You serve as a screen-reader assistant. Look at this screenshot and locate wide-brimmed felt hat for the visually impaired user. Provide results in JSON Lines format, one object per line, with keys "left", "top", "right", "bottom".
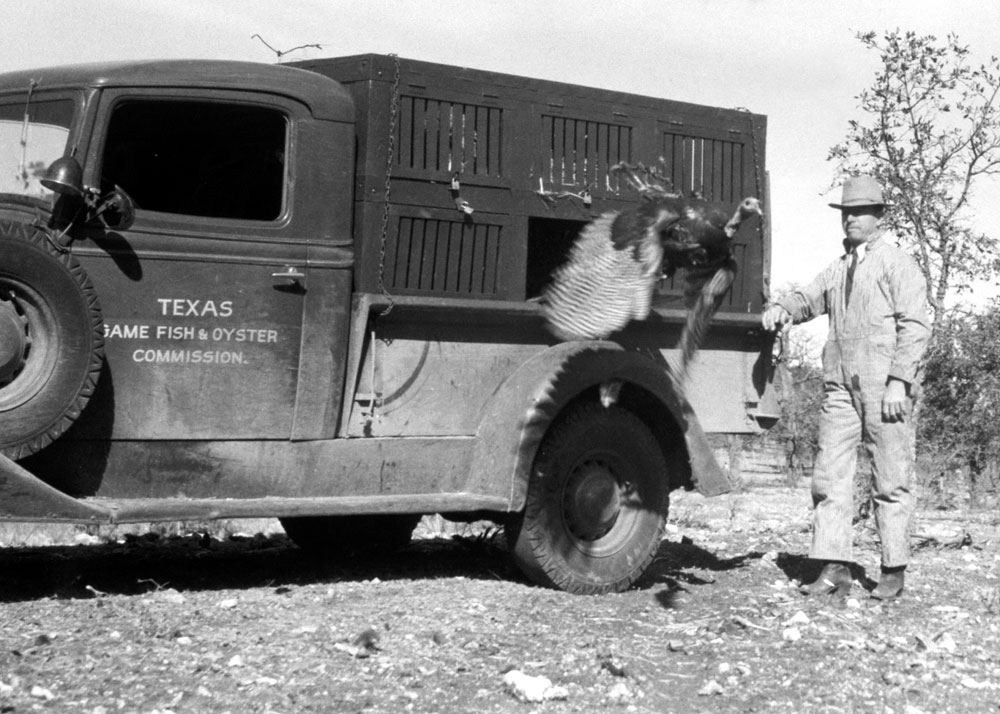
{"left": 828, "top": 174, "right": 889, "bottom": 209}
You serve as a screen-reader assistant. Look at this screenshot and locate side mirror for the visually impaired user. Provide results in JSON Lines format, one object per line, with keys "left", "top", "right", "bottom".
{"left": 97, "top": 186, "right": 136, "bottom": 231}
{"left": 40, "top": 156, "right": 85, "bottom": 198}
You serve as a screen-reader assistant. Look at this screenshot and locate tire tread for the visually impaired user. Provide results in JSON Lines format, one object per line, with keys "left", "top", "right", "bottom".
{"left": 0, "top": 220, "right": 105, "bottom": 459}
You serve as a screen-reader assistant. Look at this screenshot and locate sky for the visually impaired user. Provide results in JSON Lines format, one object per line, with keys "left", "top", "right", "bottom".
{"left": 5, "top": 0, "right": 1000, "bottom": 311}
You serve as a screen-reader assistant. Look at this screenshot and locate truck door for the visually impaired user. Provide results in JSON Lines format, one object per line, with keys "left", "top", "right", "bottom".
{"left": 78, "top": 90, "right": 310, "bottom": 440}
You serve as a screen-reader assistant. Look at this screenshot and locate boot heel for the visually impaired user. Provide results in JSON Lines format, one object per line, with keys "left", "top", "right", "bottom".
{"left": 800, "top": 562, "right": 853, "bottom": 596}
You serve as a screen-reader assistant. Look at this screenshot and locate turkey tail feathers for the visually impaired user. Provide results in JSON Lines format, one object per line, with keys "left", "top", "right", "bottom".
{"left": 673, "top": 261, "right": 737, "bottom": 380}
{"left": 541, "top": 212, "right": 661, "bottom": 341}
{"left": 542, "top": 196, "right": 758, "bottom": 363}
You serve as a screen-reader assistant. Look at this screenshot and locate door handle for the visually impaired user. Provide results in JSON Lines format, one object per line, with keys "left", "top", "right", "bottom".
{"left": 272, "top": 265, "right": 305, "bottom": 287}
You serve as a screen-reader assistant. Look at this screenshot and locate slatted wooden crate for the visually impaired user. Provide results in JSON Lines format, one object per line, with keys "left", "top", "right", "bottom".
{"left": 291, "top": 54, "right": 768, "bottom": 310}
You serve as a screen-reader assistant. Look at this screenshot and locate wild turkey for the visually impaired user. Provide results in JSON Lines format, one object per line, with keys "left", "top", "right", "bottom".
{"left": 541, "top": 162, "right": 762, "bottom": 380}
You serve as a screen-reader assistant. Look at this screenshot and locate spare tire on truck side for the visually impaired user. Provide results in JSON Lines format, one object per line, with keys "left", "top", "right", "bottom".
{"left": 0, "top": 220, "right": 105, "bottom": 460}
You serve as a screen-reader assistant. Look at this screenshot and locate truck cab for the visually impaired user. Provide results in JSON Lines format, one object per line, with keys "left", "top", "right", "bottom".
{"left": 0, "top": 55, "right": 778, "bottom": 594}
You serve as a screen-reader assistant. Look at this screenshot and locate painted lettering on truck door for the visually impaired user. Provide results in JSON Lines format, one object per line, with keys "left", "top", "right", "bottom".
{"left": 81, "top": 91, "right": 306, "bottom": 439}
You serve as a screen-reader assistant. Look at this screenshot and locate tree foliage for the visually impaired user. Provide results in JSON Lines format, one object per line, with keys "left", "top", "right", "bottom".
{"left": 918, "top": 301, "right": 1000, "bottom": 505}
{"left": 829, "top": 30, "right": 1000, "bottom": 319}
{"left": 765, "top": 304, "right": 824, "bottom": 481}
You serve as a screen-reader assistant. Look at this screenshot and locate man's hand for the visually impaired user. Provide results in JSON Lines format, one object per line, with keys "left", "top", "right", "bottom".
{"left": 761, "top": 304, "right": 791, "bottom": 332}
{"left": 882, "top": 378, "right": 909, "bottom": 422}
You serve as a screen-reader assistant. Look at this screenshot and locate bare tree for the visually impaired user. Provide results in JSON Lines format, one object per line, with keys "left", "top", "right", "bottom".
{"left": 829, "top": 30, "right": 1000, "bottom": 321}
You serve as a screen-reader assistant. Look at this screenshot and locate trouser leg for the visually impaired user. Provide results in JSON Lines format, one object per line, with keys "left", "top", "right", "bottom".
{"left": 863, "top": 403, "right": 914, "bottom": 568}
{"left": 809, "top": 382, "right": 861, "bottom": 562}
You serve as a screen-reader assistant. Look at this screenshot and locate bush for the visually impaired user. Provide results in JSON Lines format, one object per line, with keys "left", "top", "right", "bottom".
{"left": 917, "top": 303, "right": 1000, "bottom": 509}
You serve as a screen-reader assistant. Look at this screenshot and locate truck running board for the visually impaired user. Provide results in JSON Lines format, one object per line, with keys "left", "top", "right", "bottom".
{"left": 0, "top": 453, "right": 509, "bottom": 524}
{"left": 79, "top": 493, "right": 511, "bottom": 524}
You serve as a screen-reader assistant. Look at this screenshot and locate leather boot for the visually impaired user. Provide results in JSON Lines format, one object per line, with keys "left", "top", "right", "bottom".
{"left": 799, "top": 561, "right": 853, "bottom": 596}
{"left": 871, "top": 566, "right": 905, "bottom": 600}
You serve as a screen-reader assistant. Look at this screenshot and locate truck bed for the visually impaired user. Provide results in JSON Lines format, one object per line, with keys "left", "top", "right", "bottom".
{"left": 290, "top": 54, "right": 769, "bottom": 314}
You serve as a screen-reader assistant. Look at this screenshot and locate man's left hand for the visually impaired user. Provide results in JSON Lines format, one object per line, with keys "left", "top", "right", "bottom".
{"left": 882, "top": 378, "right": 909, "bottom": 422}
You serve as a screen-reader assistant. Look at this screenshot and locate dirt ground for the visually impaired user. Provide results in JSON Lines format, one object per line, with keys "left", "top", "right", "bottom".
{"left": 1, "top": 483, "right": 998, "bottom": 714}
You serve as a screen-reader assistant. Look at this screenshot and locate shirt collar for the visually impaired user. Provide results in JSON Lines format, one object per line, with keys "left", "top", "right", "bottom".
{"left": 843, "top": 230, "right": 885, "bottom": 261}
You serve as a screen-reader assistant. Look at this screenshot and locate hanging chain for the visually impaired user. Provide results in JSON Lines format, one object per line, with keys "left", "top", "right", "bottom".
{"left": 375, "top": 54, "right": 401, "bottom": 316}
{"left": 363, "top": 55, "right": 401, "bottom": 426}
{"left": 747, "top": 116, "right": 762, "bottom": 203}
{"left": 738, "top": 108, "right": 768, "bottom": 307}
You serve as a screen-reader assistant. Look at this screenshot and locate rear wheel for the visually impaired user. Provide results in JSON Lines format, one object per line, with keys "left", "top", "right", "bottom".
{"left": 507, "top": 403, "right": 670, "bottom": 594}
{"left": 280, "top": 514, "right": 422, "bottom": 556}
{"left": 0, "top": 222, "right": 104, "bottom": 460}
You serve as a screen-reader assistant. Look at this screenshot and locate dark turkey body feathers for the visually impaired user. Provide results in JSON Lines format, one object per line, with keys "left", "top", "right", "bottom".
{"left": 542, "top": 195, "right": 761, "bottom": 379}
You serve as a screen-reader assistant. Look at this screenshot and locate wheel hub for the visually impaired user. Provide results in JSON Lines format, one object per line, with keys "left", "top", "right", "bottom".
{"left": 0, "top": 294, "right": 29, "bottom": 387}
{"left": 563, "top": 459, "right": 622, "bottom": 541}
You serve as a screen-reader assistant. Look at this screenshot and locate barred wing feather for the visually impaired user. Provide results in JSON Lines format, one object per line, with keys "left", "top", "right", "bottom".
{"left": 541, "top": 213, "right": 662, "bottom": 341}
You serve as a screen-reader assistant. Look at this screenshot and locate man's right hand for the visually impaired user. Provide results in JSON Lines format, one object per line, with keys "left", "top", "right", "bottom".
{"left": 761, "top": 304, "right": 791, "bottom": 332}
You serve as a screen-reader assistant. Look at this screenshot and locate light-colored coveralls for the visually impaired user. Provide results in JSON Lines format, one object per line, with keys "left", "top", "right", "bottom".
{"left": 777, "top": 234, "right": 931, "bottom": 567}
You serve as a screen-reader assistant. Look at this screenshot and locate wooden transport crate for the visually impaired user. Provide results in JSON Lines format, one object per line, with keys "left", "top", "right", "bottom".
{"left": 291, "top": 54, "right": 769, "bottom": 312}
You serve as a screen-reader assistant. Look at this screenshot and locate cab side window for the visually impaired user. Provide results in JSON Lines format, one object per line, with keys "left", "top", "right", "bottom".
{"left": 101, "top": 101, "right": 287, "bottom": 221}
{"left": 0, "top": 98, "right": 74, "bottom": 197}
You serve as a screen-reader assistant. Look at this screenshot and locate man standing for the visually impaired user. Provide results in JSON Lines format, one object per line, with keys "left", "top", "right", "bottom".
{"left": 762, "top": 175, "right": 931, "bottom": 599}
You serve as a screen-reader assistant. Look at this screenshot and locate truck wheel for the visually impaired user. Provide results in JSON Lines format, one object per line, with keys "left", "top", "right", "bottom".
{"left": 0, "top": 222, "right": 104, "bottom": 460}
{"left": 507, "top": 403, "right": 669, "bottom": 594}
{"left": 280, "top": 514, "right": 422, "bottom": 555}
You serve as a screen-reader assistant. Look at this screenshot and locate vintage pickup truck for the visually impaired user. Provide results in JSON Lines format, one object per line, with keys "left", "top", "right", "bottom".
{"left": 0, "top": 54, "right": 777, "bottom": 593}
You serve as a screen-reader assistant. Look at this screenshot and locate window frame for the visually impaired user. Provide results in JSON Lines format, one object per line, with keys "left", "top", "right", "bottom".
{"left": 0, "top": 89, "right": 85, "bottom": 199}
{"left": 85, "top": 88, "right": 301, "bottom": 236}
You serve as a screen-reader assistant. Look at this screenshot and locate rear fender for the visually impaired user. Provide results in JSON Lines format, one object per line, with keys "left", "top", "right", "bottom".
{"left": 469, "top": 342, "right": 732, "bottom": 513}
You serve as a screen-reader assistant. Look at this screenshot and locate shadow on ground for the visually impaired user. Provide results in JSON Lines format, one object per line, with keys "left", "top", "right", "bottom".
{"left": 774, "top": 552, "right": 876, "bottom": 592}
{"left": 0, "top": 532, "right": 517, "bottom": 602}
{"left": 0, "top": 532, "right": 834, "bottom": 605}
{"left": 643, "top": 537, "right": 765, "bottom": 608}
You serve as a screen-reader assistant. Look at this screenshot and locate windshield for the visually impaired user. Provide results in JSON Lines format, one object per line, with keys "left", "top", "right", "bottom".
{"left": 0, "top": 95, "right": 74, "bottom": 197}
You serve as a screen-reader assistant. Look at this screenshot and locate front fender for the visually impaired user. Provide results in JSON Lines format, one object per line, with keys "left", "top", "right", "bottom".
{"left": 468, "top": 342, "right": 732, "bottom": 512}
{"left": 0, "top": 453, "right": 110, "bottom": 522}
